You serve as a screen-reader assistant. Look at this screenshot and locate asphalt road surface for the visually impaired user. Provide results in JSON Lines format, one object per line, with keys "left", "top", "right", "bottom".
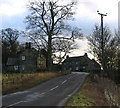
{"left": 2, "top": 72, "right": 89, "bottom": 107}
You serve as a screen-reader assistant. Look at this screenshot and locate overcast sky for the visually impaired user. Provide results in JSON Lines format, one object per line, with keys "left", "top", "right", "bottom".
{"left": 0, "top": 0, "right": 119, "bottom": 58}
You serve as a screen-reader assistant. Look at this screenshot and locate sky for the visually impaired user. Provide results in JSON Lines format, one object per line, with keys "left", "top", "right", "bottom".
{"left": 0, "top": 0, "right": 119, "bottom": 59}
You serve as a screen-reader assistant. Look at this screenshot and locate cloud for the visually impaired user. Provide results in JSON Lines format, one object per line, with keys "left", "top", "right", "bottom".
{"left": 70, "top": 37, "right": 94, "bottom": 59}
{"left": 0, "top": 0, "right": 28, "bottom": 16}
{"left": 75, "top": 0, "right": 119, "bottom": 22}
{"left": 1, "top": 0, "right": 118, "bottom": 32}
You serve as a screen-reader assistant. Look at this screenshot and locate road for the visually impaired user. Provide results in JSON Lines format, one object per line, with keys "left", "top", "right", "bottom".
{"left": 2, "top": 72, "right": 89, "bottom": 107}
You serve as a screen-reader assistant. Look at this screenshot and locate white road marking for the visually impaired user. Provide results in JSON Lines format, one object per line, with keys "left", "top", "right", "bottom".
{"left": 50, "top": 86, "right": 59, "bottom": 91}
{"left": 62, "top": 80, "right": 67, "bottom": 84}
{"left": 7, "top": 101, "right": 25, "bottom": 107}
{"left": 3, "top": 91, "right": 30, "bottom": 98}
{"left": 6, "top": 92, "right": 46, "bottom": 107}
{"left": 40, "top": 92, "right": 45, "bottom": 95}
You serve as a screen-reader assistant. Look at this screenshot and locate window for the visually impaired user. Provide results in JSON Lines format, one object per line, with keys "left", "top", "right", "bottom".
{"left": 21, "top": 56, "right": 25, "bottom": 60}
{"left": 14, "top": 66, "right": 18, "bottom": 70}
{"left": 76, "top": 62, "right": 78, "bottom": 64}
{"left": 83, "top": 66, "right": 86, "bottom": 69}
{"left": 76, "top": 67, "right": 79, "bottom": 70}
{"left": 22, "top": 65, "right": 25, "bottom": 70}
{"left": 69, "top": 68, "right": 72, "bottom": 71}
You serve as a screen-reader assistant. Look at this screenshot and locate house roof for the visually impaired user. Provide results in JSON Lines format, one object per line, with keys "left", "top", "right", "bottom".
{"left": 63, "top": 54, "right": 91, "bottom": 65}
{"left": 7, "top": 58, "right": 19, "bottom": 66}
{"left": 64, "top": 56, "right": 85, "bottom": 61}
{"left": 91, "top": 59, "right": 101, "bottom": 68}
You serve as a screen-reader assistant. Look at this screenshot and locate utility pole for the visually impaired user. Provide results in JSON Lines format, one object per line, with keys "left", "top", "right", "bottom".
{"left": 97, "top": 10, "right": 107, "bottom": 76}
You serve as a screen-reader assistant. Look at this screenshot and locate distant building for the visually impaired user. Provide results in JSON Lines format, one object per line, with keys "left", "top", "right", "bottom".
{"left": 63, "top": 53, "right": 101, "bottom": 72}
{"left": 7, "top": 58, "right": 19, "bottom": 72}
{"left": 6, "top": 42, "right": 47, "bottom": 72}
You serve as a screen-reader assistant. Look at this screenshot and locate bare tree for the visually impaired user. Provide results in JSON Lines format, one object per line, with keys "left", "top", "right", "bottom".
{"left": 115, "top": 29, "right": 120, "bottom": 45}
{"left": 52, "top": 38, "right": 77, "bottom": 64}
{"left": 2, "top": 28, "right": 19, "bottom": 50}
{"left": 88, "top": 25, "right": 116, "bottom": 77}
{"left": 1, "top": 28, "right": 20, "bottom": 65}
{"left": 25, "top": 0, "right": 79, "bottom": 70}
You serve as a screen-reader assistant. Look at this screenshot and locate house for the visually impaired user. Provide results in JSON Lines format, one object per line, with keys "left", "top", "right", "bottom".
{"left": 7, "top": 58, "right": 19, "bottom": 72}
{"left": 63, "top": 53, "right": 101, "bottom": 72}
{"left": 6, "top": 42, "right": 47, "bottom": 72}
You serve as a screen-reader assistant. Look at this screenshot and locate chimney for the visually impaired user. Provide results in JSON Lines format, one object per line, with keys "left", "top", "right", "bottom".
{"left": 66, "top": 55, "right": 69, "bottom": 59}
{"left": 25, "top": 42, "right": 31, "bottom": 49}
{"left": 28, "top": 42, "right": 31, "bottom": 49}
{"left": 84, "top": 53, "right": 88, "bottom": 57}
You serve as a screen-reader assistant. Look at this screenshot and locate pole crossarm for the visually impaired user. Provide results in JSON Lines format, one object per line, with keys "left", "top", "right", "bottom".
{"left": 97, "top": 10, "right": 107, "bottom": 16}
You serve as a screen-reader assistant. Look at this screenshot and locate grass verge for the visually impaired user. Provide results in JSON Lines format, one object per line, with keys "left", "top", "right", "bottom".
{"left": 65, "top": 76, "right": 108, "bottom": 107}
{"left": 2, "top": 71, "right": 71, "bottom": 95}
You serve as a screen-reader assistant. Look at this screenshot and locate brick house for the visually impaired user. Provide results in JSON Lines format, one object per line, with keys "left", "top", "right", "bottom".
{"left": 7, "top": 42, "right": 47, "bottom": 72}
{"left": 63, "top": 53, "right": 101, "bottom": 72}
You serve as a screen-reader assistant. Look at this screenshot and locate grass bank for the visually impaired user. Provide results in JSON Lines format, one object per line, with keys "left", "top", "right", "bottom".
{"left": 2, "top": 71, "right": 71, "bottom": 95}
{"left": 65, "top": 75, "right": 120, "bottom": 107}
{"left": 65, "top": 76, "right": 108, "bottom": 107}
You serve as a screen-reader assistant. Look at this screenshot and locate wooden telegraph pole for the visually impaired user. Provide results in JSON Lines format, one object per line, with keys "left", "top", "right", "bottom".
{"left": 97, "top": 10, "right": 107, "bottom": 76}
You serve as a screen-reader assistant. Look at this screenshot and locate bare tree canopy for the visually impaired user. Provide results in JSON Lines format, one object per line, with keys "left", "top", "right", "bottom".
{"left": 1, "top": 28, "right": 20, "bottom": 65}
{"left": 88, "top": 25, "right": 120, "bottom": 80}
{"left": 52, "top": 38, "right": 77, "bottom": 64}
{"left": 2, "top": 28, "right": 19, "bottom": 45}
{"left": 115, "top": 29, "right": 120, "bottom": 45}
{"left": 25, "top": 0, "right": 81, "bottom": 70}
{"left": 26, "top": 0, "right": 76, "bottom": 36}
{"left": 1, "top": 28, "right": 20, "bottom": 54}
{"left": 88, "top": 25, "right": 113, "bottom": 63}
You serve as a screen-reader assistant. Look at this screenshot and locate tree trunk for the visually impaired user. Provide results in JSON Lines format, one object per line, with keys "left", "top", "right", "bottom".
{"left": 47, "top": 33, "right": 52, "bottom": 71}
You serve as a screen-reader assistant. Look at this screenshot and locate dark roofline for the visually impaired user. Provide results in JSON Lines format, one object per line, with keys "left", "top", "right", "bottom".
{"left": 65, "top": 53, "right": 88, "bottom": 59}
{"left": 67, "top": 56, "right": 85, "bottom": 59}
{"left": 63, "top": 54, "right": 90, "bottom": 63}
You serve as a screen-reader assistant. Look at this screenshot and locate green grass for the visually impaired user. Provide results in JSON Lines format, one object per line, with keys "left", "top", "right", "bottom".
{"left": 65, "top": 93, "right": 92, "bottom": 106}
{"left": 2, "top": 71, "right": 71, "bottom": 95}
